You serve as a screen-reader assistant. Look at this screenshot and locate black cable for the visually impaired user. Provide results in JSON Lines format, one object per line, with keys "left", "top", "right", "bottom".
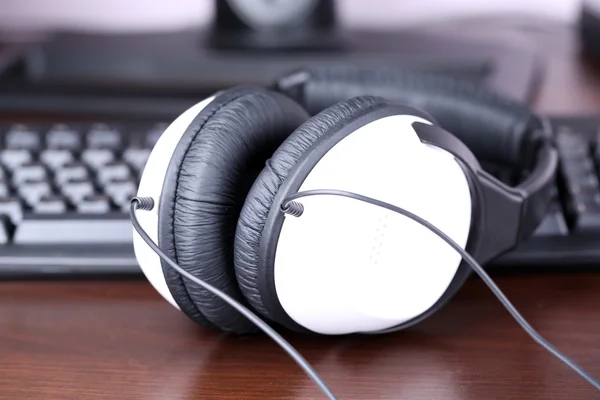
{"left": 281, "top": 189, "right": 600, "bottom": 392}
{"left": 129, "top": 198, "right": 337, "bottom": 400}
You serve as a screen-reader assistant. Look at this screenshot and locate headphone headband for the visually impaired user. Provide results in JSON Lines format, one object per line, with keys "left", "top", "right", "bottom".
{"left": 273, "top": 66, "right": 542, "bottom": 168}
{"left": 273, "top": 66, "right": 557, "bottom": 249}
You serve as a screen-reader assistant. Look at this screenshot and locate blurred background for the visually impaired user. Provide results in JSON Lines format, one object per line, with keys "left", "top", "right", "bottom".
{"left": 0, "top": 0, "right": 592, "bottom": 119}
{"left": 0, "top": 0, "right": 595, "bottom": 114}
{"left": 0, "top": 0, "right": 581, "bottom": 32}
{"left": 1, "top": 0, "right": 600, "bottom": 276}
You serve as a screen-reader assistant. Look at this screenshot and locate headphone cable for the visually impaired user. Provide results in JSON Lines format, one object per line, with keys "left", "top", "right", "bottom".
{"left": 130, "top": 198, "right": 338, "bottom": 400}
{"left": 131, "top": 190, "right": 600, "bottom": 397}
{"left": 281, "top": 189, "right": 600, "bottom": 393}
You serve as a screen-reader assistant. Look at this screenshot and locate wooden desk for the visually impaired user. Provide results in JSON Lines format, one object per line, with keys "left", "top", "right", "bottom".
{"left": 2, "top": 27, "right": 600, "bottom": 400}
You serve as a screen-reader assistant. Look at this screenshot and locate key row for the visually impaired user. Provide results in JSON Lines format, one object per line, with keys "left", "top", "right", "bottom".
{"left": 1, "top": 161, "right": 137, "bottom": 187}
{"left": 0, "top": 148, "right": 150, "bottom": 176}
{"left": 558, "top": 126, "right": 600, "bottom": 166}
{"left": 0, "top": 213, "right": 132, "bottom": 245}
{"left": 0, "top": 178, "right": 136, "bottom": 218}
{"left": 557, "top": 132, "right": 600, "bottom": 233}
{"left": 0, "top": 122, "right": 167, "bottom": 151}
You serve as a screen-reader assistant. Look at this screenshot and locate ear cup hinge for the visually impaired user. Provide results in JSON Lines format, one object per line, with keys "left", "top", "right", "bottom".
{"left": 476, "top": 170, "right": 525, "bottom": 263}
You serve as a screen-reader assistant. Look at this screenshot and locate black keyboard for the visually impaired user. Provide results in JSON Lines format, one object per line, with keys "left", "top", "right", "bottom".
{"left": 494, "top": 115, "right": 600, "bottom": 271}
{"left": 0, "top": 115, "right": 600, "bottom": 276}
{"left": 0, "top": 121, "right": 165, "bottom": 275}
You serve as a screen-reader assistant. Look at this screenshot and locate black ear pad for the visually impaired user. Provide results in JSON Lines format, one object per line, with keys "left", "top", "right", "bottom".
{"left": 158, "top": 86, "right": 310, "bottom": 334}
{"left": 234, "top": 95, "right": 390, "bottom": 330}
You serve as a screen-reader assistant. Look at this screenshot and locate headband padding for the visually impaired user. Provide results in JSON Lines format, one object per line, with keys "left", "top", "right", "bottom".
{"left": 274, "top": 67, "right": 542, "bottom": 168}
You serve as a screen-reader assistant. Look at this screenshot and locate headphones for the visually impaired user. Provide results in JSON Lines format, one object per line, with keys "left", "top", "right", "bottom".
{"left": 132, "top": 67, "right": 557, "bottom": 336}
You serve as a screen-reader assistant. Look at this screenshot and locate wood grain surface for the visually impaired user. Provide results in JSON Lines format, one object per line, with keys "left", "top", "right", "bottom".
{"left": 2, "top": 24, "right": 600, "bottom": 400}
{"left": 1, "top": 274, "right": 600, "bottom": 400}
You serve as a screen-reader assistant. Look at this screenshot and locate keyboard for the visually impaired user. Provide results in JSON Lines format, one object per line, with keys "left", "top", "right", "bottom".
{"left": 0, "top": 115, "right": 599, "bottom": 276}
{"left": 494, "top": 115, "right": 600, "bottom": 271}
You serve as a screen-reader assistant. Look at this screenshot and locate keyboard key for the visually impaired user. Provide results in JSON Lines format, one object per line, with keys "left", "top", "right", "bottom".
{"left": 533, "top": 204, "right": 569, "bottom": 236}
{"left": 566, "top": 178, "right": 600, "bottom": 200}
{"left": 0, "top": 215, "right": 9, "bottom": 244}
{"left": 5, "top": 124, "right": 41, "bottom": 150}
{"left": 40, "top": 149, "right": 75, "bottom": 170}
{"left": 559, "top": 147, "right": 600, "bottom": 217}
{"left": 96, "top": 162, "right": 131, "bottom": 185}
{"left": 46, "top": 124, "right": 81, "bottom": 149}
{"left": 557, "top": 132, "right": 589, "bottom": 158}
{"left": 17, "top": 180, "right": 52, "bottom": 206}
{"left": 87, "top": 124, "right": 122, "bottom": 149}
{"left": 0, "top": 196, "right": 23, "bottom": 223}
{"left": 13, "top": 214, "right": 133, "bottom": 244}
{"left": 105, "top": 179, "right": 136, "bottom": 208}
{"left": 569, "top": 198, "right": 600, "bottom": 234}
{"left": 0, "top": 182, "right": 9, "bottom": 198}
{"left": 33, "top": 195, "right": 67, "bottom": 214}
{"left": 81, "top": 149, "right": 115, "bottom": 170}
{"left": 76, "top": 195, "right": 111, "bottom": 214}
{"left": 11, "top": 162, "right": 47, "bottom": 186}
{"left": 55, "top": 162, "right": 89, "bottom": 186}
{"left": 562, "top": 157, "right": 596, "bottom": 177}
{"left": 123, "top": 148, "right": 150, "bottom": 172}
{"left": 0, "top": 149, "right": 33, "bottom": 171}
{"left": 61, "top": 178, "right": 95, "bottom": 204}
{"left": 594, "top": 130, "right": 600, "bottom": 165}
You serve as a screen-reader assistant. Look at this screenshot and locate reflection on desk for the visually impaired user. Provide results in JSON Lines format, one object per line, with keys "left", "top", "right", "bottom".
{"left": 1, "top": 273, "right": 600, "bottom": 399}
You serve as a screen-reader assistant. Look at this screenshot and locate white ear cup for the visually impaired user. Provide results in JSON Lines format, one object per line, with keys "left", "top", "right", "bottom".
{"left": 273, "top": 115, "right": 473, "bottom": 335}
{"left": 133, "top": 96, "right": 215, "bottom": 309}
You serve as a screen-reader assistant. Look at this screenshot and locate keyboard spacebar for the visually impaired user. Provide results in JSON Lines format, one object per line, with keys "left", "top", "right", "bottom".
{"left": 13, "top": 214, "right": 133, "bottom": 244}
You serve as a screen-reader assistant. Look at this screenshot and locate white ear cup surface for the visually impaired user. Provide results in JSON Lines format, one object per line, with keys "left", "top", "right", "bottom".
{"left": 273, "top": 115, "right": 473, "bottom": 334}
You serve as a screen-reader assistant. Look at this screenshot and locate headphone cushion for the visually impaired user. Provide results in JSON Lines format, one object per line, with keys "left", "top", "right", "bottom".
{"left": 234, "top": 96, "right": 388, "bottom": 328}
{"left": 158, "top": 87, "right": 309, "bottom": 333}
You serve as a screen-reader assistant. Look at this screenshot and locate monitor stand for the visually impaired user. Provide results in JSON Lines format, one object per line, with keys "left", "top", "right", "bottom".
{"left": 0, "top": 26, "right": 542, "bottom": 119}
